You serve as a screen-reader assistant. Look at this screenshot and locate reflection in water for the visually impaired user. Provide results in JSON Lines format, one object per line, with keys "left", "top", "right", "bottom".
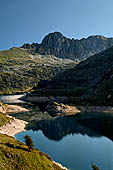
{"left": 15, "top": 107, "right": 113, "bottom": 170}
{"left": 26, "top": 112, "right": 113, "bottom": 142}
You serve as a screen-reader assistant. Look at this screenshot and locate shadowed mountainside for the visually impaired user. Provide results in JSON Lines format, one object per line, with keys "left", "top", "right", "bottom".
{"left": 32, "top": 46, "right": 113, "bottom": 106}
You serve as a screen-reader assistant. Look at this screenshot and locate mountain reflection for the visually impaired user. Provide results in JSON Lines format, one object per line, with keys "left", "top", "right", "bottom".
{"left": 26, "top": 112, "right": 113, "bottom": 141}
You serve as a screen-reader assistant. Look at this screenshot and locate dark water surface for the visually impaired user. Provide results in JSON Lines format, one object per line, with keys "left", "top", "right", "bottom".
{"left": 13, "top": 103, "right": 113, "bottom": 170}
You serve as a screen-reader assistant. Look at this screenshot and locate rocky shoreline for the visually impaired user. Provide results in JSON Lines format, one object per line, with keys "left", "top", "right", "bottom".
{"left": 0, "top": 102, "right": 68, "bottom": 170}
{"left": 0, "top": 115, "right": 28, "bottom": 137}
{"left": 0, "top": 102, "right": 28, "bottom": 137}
{"left": 46, "top": 101, "right": 113, "bottom": 117}
{"left": 77, "top": 105, "right": 113, "bottom": 113}
{"left": 23, "top": 95, "right": 113, "bottom": 113}
{"left": 53, "top": 161, "right": 67, "bottom": 170}
{"left": 0, "top": 115, "right": 68, "bottom": 170}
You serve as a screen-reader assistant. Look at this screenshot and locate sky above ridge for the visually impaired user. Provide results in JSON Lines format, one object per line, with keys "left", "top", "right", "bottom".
{"left": 0, "top": 0, "right": 113, "bottom": 50}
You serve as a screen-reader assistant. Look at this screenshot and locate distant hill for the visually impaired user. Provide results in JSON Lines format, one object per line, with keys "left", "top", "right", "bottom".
{"left": 0, "top": 47, "right": 76, "bottom": 94}
{"left": 22, "top": 32, "right": 113, "bottom": 60}
{"left": 2, "top": 32, "right": 113, "bottom": 97}
{"left": 34, "top": 46, "right": 113, "bottom": 106}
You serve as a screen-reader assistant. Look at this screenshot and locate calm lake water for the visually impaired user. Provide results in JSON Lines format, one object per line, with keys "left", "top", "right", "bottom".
{"left": 2, "top": 95, "right": 113, "bottom": 170}
{"left": 13, "top": 103, "right": 113, "bottom": 170}
{"left": 15, "top": 130, "right": 113, "bottom": 170}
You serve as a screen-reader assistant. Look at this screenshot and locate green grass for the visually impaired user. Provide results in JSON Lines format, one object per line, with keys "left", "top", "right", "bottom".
{"left": 0, "top": 47, "right": 76, "bottom": 94}
{"left": 0, "top": 104, "right": 63, "bottom": 170}
{"left": 0, "top": 134, "right": 62, "bottom": 170}
{"left": 0, "top": 47, "right": 30, "bottom": 59}
{"left": 0, "top": 113, "right": 12, "bottom": 127}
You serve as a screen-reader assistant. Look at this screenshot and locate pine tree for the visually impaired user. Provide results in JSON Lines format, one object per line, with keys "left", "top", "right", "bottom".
{"left": 91, "top": 163, "right": 100, "bottom": 170}
{"left": 24, "top": 135, "right": 34, "bottom": 151}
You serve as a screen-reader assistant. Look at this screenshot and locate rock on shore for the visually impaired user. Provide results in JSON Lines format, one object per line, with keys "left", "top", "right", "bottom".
{"left": 46, "top": 102, "right": 80, "bottom": 116}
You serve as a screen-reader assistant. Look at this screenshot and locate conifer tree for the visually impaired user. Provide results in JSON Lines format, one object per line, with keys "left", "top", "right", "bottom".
{"left": 24, "top": 135, "right": 34, "bottom": 151}
{"left": 91, "top": 163, "right": 100, "bottom": 170}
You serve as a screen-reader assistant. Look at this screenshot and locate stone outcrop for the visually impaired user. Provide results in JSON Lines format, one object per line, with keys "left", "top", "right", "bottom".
{"left": 22, "top": 32, "right": 113, "bottom": 60}
{"left": 46, "top": 102, "right": 80, "bottom": 116}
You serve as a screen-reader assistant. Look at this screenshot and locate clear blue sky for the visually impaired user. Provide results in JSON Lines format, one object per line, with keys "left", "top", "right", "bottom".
{"left": 0, "top": 0, "right": 113, "bottom": 50}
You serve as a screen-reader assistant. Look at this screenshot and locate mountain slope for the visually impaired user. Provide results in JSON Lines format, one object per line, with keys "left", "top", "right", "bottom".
{"left": 0, "top": 134, "right": 63, "bottom": 170}
{"left": 33, "top": 46, "right": 113, "bottom": 106}
{"left": 0, "top": 47, "right": 76, "bottom": 94}
{"left": 22, "top": 32, "right": 113, "bottom": 60}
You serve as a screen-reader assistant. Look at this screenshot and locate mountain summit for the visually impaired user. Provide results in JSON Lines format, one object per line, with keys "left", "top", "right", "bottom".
{"left": 22, "top": 32, "right": 113, "bottom": 60}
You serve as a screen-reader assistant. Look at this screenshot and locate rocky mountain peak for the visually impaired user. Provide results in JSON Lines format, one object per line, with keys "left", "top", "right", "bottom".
{"left": 41, "top": 31, "right": 66, "bottom": 48}
{"left": 22, "top": 32, "right": 113, "bottom": 60}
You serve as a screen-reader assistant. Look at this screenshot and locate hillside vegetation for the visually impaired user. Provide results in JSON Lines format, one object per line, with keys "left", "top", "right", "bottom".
{"left": 0, "top": 134, "right": 63, "bottom": 170}
{"left": 0, "top": 112, "right": 12, "bottom": 127}
{"left": 33, "top": 46, "right": 113, "bottom": 106}
{"left": 0, "top": 107, "right": 63, "bottom": 170}
{"left": 1, "top": 32, "right": 113, "bottom": 95}
{"left": 0, "top": 47, "right": 76, "bottom": 94}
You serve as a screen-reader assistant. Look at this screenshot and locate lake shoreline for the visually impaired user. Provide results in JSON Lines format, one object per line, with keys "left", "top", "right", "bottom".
{"left": 22, "top": 95, "right": 113, "bottom": 113}
{"left": 0, "top": 99, "right": 68, "bottom": 170}
{"left": 1, "top": 94, "right": 113, "bottom": 113}
{"left": 0, "top": 116, "right": 68, "bottom": 170}
{"left": 0, "top": 115, "right": 28, "bottom": 137}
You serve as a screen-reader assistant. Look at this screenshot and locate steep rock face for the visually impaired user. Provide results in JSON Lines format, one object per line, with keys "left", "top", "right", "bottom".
{"left": 22, "top": 32, "right": 113, "bottom": 60}
{"left": 37, "top": 32, "right": 84, "bottom": 60}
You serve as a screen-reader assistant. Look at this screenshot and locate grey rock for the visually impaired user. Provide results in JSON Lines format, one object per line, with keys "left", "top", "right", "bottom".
{"left": 22, "top": 32, "right": 113, "bottom": 60}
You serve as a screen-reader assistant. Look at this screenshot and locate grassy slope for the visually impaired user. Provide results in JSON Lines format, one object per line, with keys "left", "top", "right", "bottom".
{"left": 0, "top": 112, "right": 12, "bottom": 127}
{"left": 0, "top": 134, "right": 62, "bottom": 170}
{"left": 0, "top": 47, "right": 76, "bottom": 94}
{"left": 0, "top": 112, "right": 62, "bottom": 170}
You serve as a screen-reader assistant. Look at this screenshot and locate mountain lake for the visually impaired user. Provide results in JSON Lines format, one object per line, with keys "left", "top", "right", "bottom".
{"left": 1, "top": 95, "right": 113, "bottom": 170}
